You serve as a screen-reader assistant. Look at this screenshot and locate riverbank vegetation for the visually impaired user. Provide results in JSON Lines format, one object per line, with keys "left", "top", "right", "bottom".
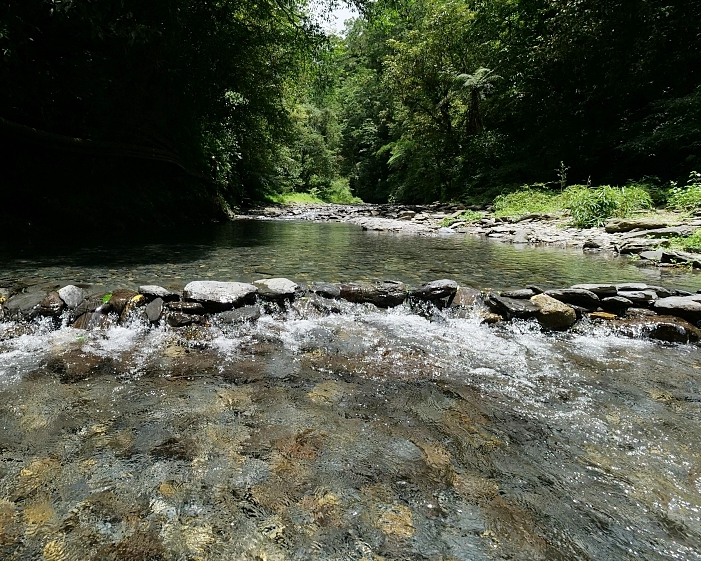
{"left": 2, "top": 1, "right": 700, "bottom": 230}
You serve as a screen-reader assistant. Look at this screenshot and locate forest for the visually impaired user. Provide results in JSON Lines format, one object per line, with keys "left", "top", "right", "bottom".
{"left": 1, "top": 0, "right": 700, "bottom": 230}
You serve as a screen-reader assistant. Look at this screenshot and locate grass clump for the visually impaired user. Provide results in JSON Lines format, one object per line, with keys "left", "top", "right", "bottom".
{"left": 668, "top": 229, "right": 701, "bottom": 253}
{"left": 667, "top": 171, "right": 701, "bottom": 211}
{"left": 266, "top": 178, "right": 363, "bottom": 205}
{"left": 493, "top": 184, "right": 653, "bottom": 228}
{"left": 441, "top": 210, "right": 484, "bottom": 227}
{"left": 266, "top": 191, "right": 326, "bottom": 204}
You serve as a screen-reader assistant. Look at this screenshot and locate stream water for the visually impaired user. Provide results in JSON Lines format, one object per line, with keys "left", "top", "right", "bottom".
{"left": 1, "top": 221, "right": 700, "bottom": 560}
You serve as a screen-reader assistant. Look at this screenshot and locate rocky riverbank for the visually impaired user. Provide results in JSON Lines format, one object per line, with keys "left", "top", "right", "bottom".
{"left": 3, "top": 278, "right": 701, "bottom": 347}
{"left": 240, "top": 203, "right": 701, "bottom": 268}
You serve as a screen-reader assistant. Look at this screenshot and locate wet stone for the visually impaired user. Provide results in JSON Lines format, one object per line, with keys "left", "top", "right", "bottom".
{"left": 167, "top": 312, "right": 203, "bottom": 327}
{"left": 531, "top": 294, "right": 577, "bottom": 330}
{"left": 617, "top": 290, "right": 658, "bottom": 305}
{"left": 500, "top": 288, "right": 536, "bottom": 299}
{"left": 253, "top": 278, "right": 299, "bottom": 300}
{"left": 45, "top": 351, "right": 117, "bottom": 383}
{"left": 167, "top": 301, "right": 207, "bottom": 315}
{"left": 410, "top": 279, "right": 458, "bottom": 306}
{"left": 544, "top": 288, "right": 600, "bottom": 311}
{"left": 108, "top": 289, "right": 140, "bottom": 315}
{"left": 485, "top": 294, "right": 540, "bottom": 319}
{"left": 144, "top": 297, "right": 164, "bottom": 323}
{"left": 339, "top": 281, "right": 407, "bottom": 308}
{"left": 39, "top": 291, "right": 65, "bottom": 317}
{"left": 183, "top": 280, "right": 258, "bottom": 311}
{"left": 58, "top": 285, "right": 85, "bottom": 309}
{"left": 614, "top": 316, "right": 701, "bottom": 344}
{"left": 601, "top": 296, "right": 634, "bottom": 313}
{"left": 570, "top": 284, "right": 618, "bottom": 297}
{"left": 5, "top": 291, "right": 45, "bottom": 317}
{"left": 308, "top": 282, "right": 341, "bottom": 299}
{"left": 218, "top": 305, "right": 261, "bottom": 324}
{"left": 451, "top": 287, "right": 481, "bottom": 308}
{"left": 74, "top": 294, "right": 111, "bottom": 318}
{"left": 138, "top": 285, "right": 180, "bottom": 302}
{"left": 653, "top": 295, "right": 701, "bottom": 324}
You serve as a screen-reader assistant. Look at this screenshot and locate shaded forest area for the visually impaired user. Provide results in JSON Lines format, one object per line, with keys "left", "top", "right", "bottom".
{"left": 2, "top": 1, "right": 700, "bottom": 232}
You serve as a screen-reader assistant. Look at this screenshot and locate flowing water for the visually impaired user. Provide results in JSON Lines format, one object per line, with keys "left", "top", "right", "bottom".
{"left": 1, "top": 221, "right": 700, "bottom": 560}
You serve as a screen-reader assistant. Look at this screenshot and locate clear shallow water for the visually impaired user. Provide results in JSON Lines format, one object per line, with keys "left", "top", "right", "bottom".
{"left": 1, "top": 221, "right": 701, "bottom": 560}
{"left": 2, "top": 220, "right": 701, "bottom": 291}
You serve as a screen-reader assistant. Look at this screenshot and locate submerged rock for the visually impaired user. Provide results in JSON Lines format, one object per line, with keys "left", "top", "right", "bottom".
{"left": 183, "top": 281, "right": 258, "bottom": 310}
{"left": 531, "top": 294, "right": 577, "bottom": 330}
{"left": 167, "top": 312, "right": 203, "bottom": 327}
{"left": 614, "top": 316, "right": 701, "bottom": 344}
{"left": 339, "top": 281, "right": 407, "bottom": 308}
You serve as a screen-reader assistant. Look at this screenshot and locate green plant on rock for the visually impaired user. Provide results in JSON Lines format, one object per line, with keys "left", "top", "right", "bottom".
{"left": 668, "top": 229, "right": 701, "bottom": 253}
{"left": 667, "top": 172, "right": 701, "bottom": 211}
{"left": 441, "top": 210, "right": 483, "bottom": 227}
{"left": 493, "top": 186, "right": 563, "bottom": 217}
{"left": 562, "top": 185, "right": 653, "bottom": 228}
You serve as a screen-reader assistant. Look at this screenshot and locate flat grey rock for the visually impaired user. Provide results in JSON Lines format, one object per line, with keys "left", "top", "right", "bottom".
{"left": 570, "top": 284, "right": 617, "bottom": 297}
{"left": 6, "top": 291, "right": 45, "bottom": 315}
{"left": 58, "top": 285, "right": 85, "bottom": 309}
{"left": 544, "top": 289, "right": 600, "bottom": 311}
{"left": 339, "top": 281, "right": 407, "bottom": 308}
{"left": 183, "top": 281, "right": 257, "bottom": 310}
{"left": 308, "top": 282, "right": 341, "bottom": 299}
{"left": 500, "top": 289, "right": 536, "bottom": 299}
{"left": 605, "top": 217, "right": 675, "bottom": 233}
{"left": 653, "top": 295, "right": 701, "bottom": 323}
{"left": 139, "top": 285, "right": 180, "bottom": 302}
{"left": 218, "top": 305, "right": 261, "bottom": 324}
{"left": 410, "top": 279, "right": 458, "bottom": 301}
{"left": 145, "top": 298, "right": 164, "bottom": 323}
{"left": 485, "top": 294, "right": 540, "bottom": 319}
{"left": 617, "top": 290, "right": 658, "bottom": 305}
{"left": 254, "top": 278, "right": 299, "bottom": 298}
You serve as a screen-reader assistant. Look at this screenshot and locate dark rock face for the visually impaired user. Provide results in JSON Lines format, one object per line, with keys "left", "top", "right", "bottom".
{"left": 5, "top": 292, "right": 45, "bottom": 317}
{"left": 39, "top": 291, "right": 65, "bottom": 316}
{"left": 653, "top": 296, "right": 701, "bottom": 324}
{"left": 108, "top": 290, "right": 140, "bottom": 315}
{"left": 530, "top": 294, "right": 577, "bottom": 330}
{"left": 451, "top": 287, "right": 481, "bottom": 308}
{"left": 308, "top": 283, "right": 341, "bottom": 299}
{"left": 139, "top": 285, "right": 180, "bottom": 302}
{"left": 58, "top": 285, "right": 85, "bottom": 309}
{"left": 167, "top": 312, "right": 202, "bottom": 328}
{"left": 167, "top": 301, "right": 207, "bottom": 315}
{"left": 601, "top": 296, "right": 634, "bottom": 313}
{"left": 544, "top": 289, "right": 600, "bottom": 311}
{"left": 500, "top": 289, "right": 536, "bottom": 299}
{"left": 570, "top": 284, "right": 617, "bottom": 297}
{"left": 485, "top": 294, "right": 540, "bottom": 319}
{"left": 145, "top": 298, "right": 164, "bottom": 323}
{"left": 614, "top": 316, "right": 701, "bottom": 344}
{"left": 183, "top": 281, "right": 258, "bottom": 311}
{"left": 410, "top": 279, "right": 458, "bottom": 307}
{"left": 339, "top": 281, "right": 407, "bottom": 308}
{"left": 218, "top": 305, "right": 261, "bottom": 324}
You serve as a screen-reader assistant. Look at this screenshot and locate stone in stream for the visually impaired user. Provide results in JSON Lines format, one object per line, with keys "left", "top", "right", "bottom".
{"left": 58, "top": 285, "right": 85, "bottom": 309}
{"left": 5, "top": 291, "right": 46, "bottom": 318}
{"left": 613, "top": 316, "right": 701, "bottom": 344}
{"left": 108, "top": 290, "right": 140, "bottom": 315}
{"left": 617, "top": 238, "right": 670, "bottom": 254}
{"left": 530, "top": 294, "right": 577, "bottom": 330}
{"left": 339, "top": 281, "right": 407, "bottom": 308}
{"left": 616, "top": 283, "right": 672, "bottom": 298}
{"left": 167, "top": 301, "right": 207, "bottom": 315}
{"left": 450, "top": 287, "right": 481, "bottom": 308}
{"left": 253, "top": 278, "right": 299, "bottom": 301}
{"left": 218, "top": 305, "right": 261, "bottom": 324}
{"left": 617, "top": 290, "right": 658, "bottom": 306}
{"left": 139, "top": 285, "right": 180, "bottom": 302}
{"left": 144, "top": 298, "right": 164, "bottom": 323}
{"left": 500, "top": 288, "right": 537, "bottom": 299}
{"left": 183, "top": 281, "right": 258, "bottom": 311}
{"left": 484, "top": 294, "right": 540, "bottom": 319}
{"left": 167, "top": 312, "right": 203, "bottom": 328}
{"left": 45, "top": 351, "right": 117, "bottom": 383}
{"left": 570, "top": 284, "right": 617, "bottom": 297}
{"left": 308, "top": 282, "right": 341, "bottom": 299}
{"left": 410, "top": 279, "right": 458, "bottom": 307}
{"left": 39, "top": 291, "right": 65, "bottom": 317}
{"left": 652, "top": 296, "right": 701, "bottom": 324}
{"left": 600, "top": 296, "right": 634, "bottom": 313}
{"left": 544, "top": 288, "right": 600, "bottom": 311}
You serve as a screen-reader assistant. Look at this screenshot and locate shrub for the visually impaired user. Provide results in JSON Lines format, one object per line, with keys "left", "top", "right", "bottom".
{"left": 668, "top": 229, "right": 701, "bottom": 252}
{"left": 667, "top": 171, "right": 701, "bottom": 211}
{"left": 562, "top": 185, "right": 653, "bottom": 228}
{"left": 441, "top": 210, "right": 484, "bottom": 227}
{"left": 493, "top": 186, "right": 562, "bottom": 217}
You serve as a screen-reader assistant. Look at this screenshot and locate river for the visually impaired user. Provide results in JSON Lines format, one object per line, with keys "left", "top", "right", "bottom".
{"left": 0, "top": 220, "right": 700, "bottom": 560}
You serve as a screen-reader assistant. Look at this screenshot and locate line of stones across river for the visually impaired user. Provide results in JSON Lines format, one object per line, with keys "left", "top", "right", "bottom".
{"left": 2, "top": 279, "right": 701, "bottom": 344}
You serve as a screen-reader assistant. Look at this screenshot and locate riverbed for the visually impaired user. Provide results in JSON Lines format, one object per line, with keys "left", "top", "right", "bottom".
{"left": 1, "top": 220, "right": 700, "bottom": 560}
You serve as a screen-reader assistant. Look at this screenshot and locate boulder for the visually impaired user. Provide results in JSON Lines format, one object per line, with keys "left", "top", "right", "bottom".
{"left": 108, "top": 290, "right": 140, "bottom": 315}
{"left": 614, "top": 316, "right": 701, "bottom": 344}
{"left": 167, "top": 313, "right": 202, "bottom": 328}
{"left": 39, "top": 291, "right": 65, "bottom": 316}
{"left": 145, "top": 298, "right": 164, "bottom": 323}
{"left": 410, "top": 279, "right": 458, "bottom": 307}
{"left": 139, "top": 285, "right": 180, "bottom": 302}
{"left": 58, "top": 285, "right": 85, "bottom": 309}
{"left": 73, "top": 295, "right": 111, "bottom": 318}
{"left": 339, "top": 281, "right": 407, "bottom": 308}
{"left": 544, "top": 288, "right": 600, "bottom": 311}
{"left": 5, "top": 291, "right": 45, "bottom": 317}
{"left": 308, "top": 282, "right": 341, "bottom": 299}
{"left": 653, "top": 296, "right": 701, "bottom": 324}
{"left": 616, "top": 284, "right": 672, "bottom": 298}
{"left": 530, "top": 294, "right": 577, "bottom": 330}
{"left": 605, "top": 217, "right": 675, "bottom": 233}
{"left": 485, "top": 294, "right": 540, "bottom": 319}
{"left": 218, "top": 305, "right": 262, "bottom": 324}
{"left": 183, "top": 281, "right": 258, "bottom": 311}
{"left": 450, "top": 287, "right": 481, "bottom": 308}
{"left": 253, "top": 278, "right": 299, "bottom": 301}
{"left": 570, "top": 284, "right": 617, "bottom": 297}
{"left": 617, "top": 238, "right": 670, "bottom": 254}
